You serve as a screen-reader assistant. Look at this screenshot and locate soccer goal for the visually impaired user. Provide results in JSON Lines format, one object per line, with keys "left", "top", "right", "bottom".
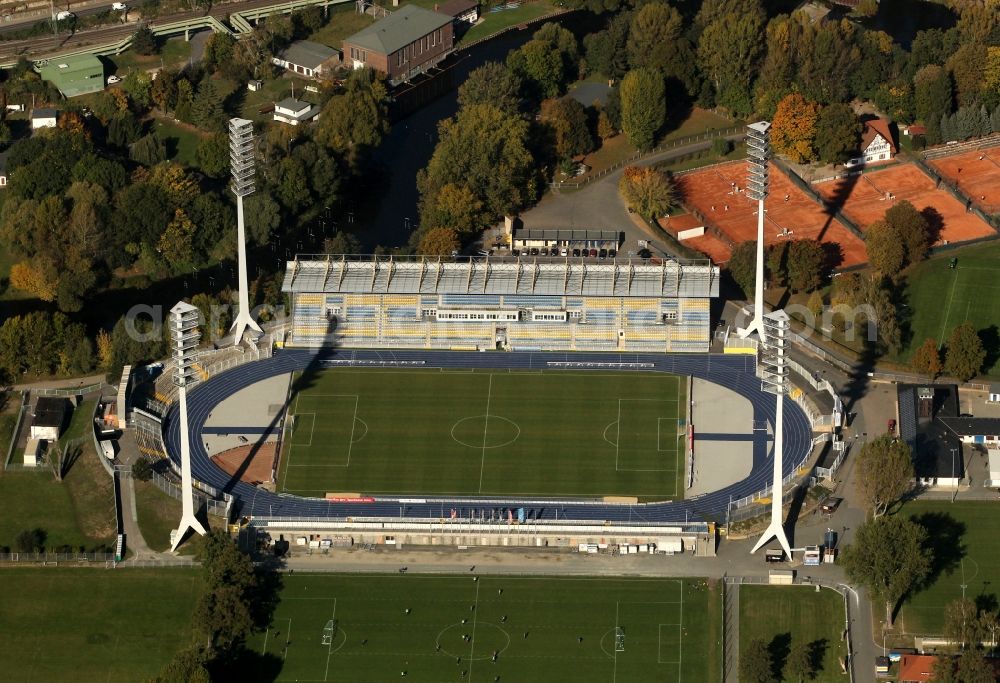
{"left": 322, "top": 619, "right": 337, "bottom": 645}
{"left": 615, "top": 627, "right": 625, "bottom": 652}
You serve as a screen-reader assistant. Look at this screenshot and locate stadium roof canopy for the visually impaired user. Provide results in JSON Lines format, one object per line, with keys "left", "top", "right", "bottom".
{"left": 282, "top": 254, "right": 719, "bottom": 298}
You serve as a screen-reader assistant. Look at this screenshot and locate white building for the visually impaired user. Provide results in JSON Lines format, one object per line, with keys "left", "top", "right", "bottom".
{"left": 988, "top": 383, "right": 1000, "bottom": 403}
{"left": 271, "top": 40, "right": 339, "bottom": 79}
{"left": 30, "top": 108, "right": 58, "bottom": 130}
{"left": 30, "top": 397, "right": 67, "bottom": 441}
{"left": 23, "top": 438, "right": 45, "bottom": 467}
{"left": 846, "top": 118, "right": 896, "bottom": 167}
{"left": 273, "top": 97, "right": 320, "bottom": 126}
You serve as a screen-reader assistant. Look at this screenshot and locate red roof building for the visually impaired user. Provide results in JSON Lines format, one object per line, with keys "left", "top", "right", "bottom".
{"left": 898, "top": 654, "right": 939, "bottom": 682}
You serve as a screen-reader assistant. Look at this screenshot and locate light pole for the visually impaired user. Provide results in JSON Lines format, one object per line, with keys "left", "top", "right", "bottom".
{"left": 229, "top": 118, "right": 263, "bottom": 344}
{"left": 169, "top": 301, "right": 208, "bottom": 551}
{"left": 751, "top": 309, "right": 792, "bottom": 558}
{"left": 738, "top": 121, "right": 771, "bottom": 339}
{"left": 952, "top": 447, "right": 958, "bottom": 501}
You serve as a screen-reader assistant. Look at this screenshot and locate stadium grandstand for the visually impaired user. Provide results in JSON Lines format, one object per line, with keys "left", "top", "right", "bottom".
{"left": 281, "top": 254, "right": 719, "bottom": 352}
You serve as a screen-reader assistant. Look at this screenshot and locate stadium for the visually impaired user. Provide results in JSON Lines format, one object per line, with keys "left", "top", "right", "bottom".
{"left": 281, "top": 254, "right": 718, "bottom": 352}
{"left": 141, "top": 255, "right": 818, "bottom": 556}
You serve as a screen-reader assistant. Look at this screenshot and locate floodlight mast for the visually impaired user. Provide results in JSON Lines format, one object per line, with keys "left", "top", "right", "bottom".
{"left": 738, "top": 121, "right": 771, "bottom": 339}
{"left": 229, "top": 118, "right": 262, "bottom": 344}
{"left": 751, "top": 309, "right": 793, "bottom": 558}
{"left": 169, "top": 301, "right": 207, "bottom": 552}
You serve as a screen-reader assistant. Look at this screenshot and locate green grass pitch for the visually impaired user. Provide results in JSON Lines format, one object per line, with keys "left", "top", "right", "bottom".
{"left": 898, "top": 500, "right": 1000, "bottom": 635}
{"left": 900, "top": 242, "right": 1000, "bottom": 376}
{"left": 739, "top": 586, "right": 848, "bottom": 682}
{"left": 277, "top": 369, "right": 687, "bottom": 499}
{"left": 0, "top": 568, "right": 200, "bottom": 681}
{"left": 247, "top": 574, "right": 721, "bottom": 682}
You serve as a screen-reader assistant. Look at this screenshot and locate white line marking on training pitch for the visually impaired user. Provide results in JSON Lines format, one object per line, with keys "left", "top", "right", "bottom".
{"left": 613, "top": 600, "right": 619, "bottom": 683}
{"left": 478, "top": 374, "right": 493, "bottom": 493}
{"left": 324, "top": 598, "right": 338, "bottom": 681}
{"left": 345, "top": 396, "right": 359, "bottom": 467}
{"left": 937, "top": 270, "right": 961, "bottom": 346}
{"left": 468, "top": 578, "right": 482, "bottom": 679}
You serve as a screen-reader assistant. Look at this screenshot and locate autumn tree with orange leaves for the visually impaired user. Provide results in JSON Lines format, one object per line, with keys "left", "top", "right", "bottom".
{"left": 770, "top": 93, "right": 820, "bottom": 163}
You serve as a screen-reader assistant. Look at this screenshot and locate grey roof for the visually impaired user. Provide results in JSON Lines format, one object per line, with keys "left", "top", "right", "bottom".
{"left": 282, "top": 255, "right": 719, "bottom": 298}
{"left": 940, "top": 417, "right": 1000, "bottom": 436}
{"left": 344, "top": 5, "right": 452, "bottom": 55}
{"left": 33, "top": 396, "right": 67, "bottom": 429}
{"left": 278, "top": 40, "right": 338, "bottom": 69}
{"left": 897, "top": 384, "right": 964, "bottom": 479}
{"left": 31, "top": 108, "right": 57, "bottom": 119}
{"left": 991, "top": 383, "right": 1000, "bottom": 394}
{"left": 275, "top": 97, "right": 312, "bottom": 113}
{"left": 0, "top": 151, "right": 8, "bottom": 175}
{"left": 435, "top": 0, "right": 478, "bottom": 16}
{"left": 515, "top": 229, "right": 619, "bottom": 243}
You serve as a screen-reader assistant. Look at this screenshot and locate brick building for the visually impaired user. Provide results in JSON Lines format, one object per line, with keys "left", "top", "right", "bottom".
{"left": 342, "top": 5, "right": 454, "bottom": 86}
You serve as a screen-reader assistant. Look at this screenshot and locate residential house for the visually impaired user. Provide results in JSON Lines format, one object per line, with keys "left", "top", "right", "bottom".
{"left": 272, "top": 40, "right": 340, "bottom": 79}
{"left": 342, "top": 5, "right": 454, "bottom": 86}
{"left": 435, "top": 0, "right": 479, "bottom": 24}
{"left": 273, "top": 97, "right": 320, "bottom": 126}
{"left": 30, "top": 397, "right": 68, "bottom": 441}
{"left": 38, "top": 54, "right": 104, "bottom": 97}
{"left": 846, "top": 118, "right": 896, "bottom": 167}
{"left": 898, "top": 654, "right": 939, "bottom": 682}
{"left": 30, "top": 108, "right": 58, "bottom": 130}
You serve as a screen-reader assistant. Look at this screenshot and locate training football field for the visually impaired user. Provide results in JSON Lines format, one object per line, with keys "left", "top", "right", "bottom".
{"left": 247, "top": 574, "right": 720, "bottom": 683}
{"left": 277, "top": 368, "right": 687, "bottom": 499}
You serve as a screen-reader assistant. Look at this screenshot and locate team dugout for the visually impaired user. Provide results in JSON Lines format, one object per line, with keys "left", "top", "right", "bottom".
{"left": 281, "top": 254, "right": 719, "bottom": 352}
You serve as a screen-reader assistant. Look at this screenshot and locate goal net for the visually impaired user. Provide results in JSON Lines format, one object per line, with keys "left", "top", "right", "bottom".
{"left": 322, "top": 619, "right": 337, "bottom": 645}
{"left": 615, "top": 627, "right": 625, "bottom": 652}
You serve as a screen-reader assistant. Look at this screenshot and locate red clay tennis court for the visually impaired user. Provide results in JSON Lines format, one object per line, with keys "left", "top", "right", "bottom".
{"left": 658, "top": 213, "right": 732, "bottom": 263}
{"left": 211, "top": 442, "right": 276, "bottom": 485}
{"left": 676, "top": 161, "right": 868, "bottom": 267}
{"left": 929, "top": 149, "right": 1000, "bottom": 215}
{"left": 815, "top": 163, "right": 995, "bottom": 245}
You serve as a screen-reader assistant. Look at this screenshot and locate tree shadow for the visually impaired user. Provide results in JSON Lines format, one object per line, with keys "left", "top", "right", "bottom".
{"left": 768, "top": 632, "right": 792, "bottom": 681}
{"left": 841, "top": 341, "right": 878, "bottom": 414}
{"left": 60, "top": 443, "right": 84, "bottom": 478}
{"left": 920, "top": 206, "right": 944, "bottom": 246}
{"left": 820, "top": 241, "right": 844, "bottom": 272}
{"left": 808, "top": 638, "right": 829, "bottom": 675}
{"left": 249, "top": 558, "right": 285, "bottom": 632}
{"left": 912, "top": 511, "right": 966, "bottom": 591}
{"left": 978, "top": 325, "right": 1000, "bottom": 372}
{"left": 976, "top": 593, "right": 998, "bottom": 614}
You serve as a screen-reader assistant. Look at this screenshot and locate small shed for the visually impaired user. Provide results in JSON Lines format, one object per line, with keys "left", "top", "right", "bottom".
{"left": 30, "top": 396, "right": 68, "bottom": 441}
{"left": 989, "top": 383, "right": 1000, "bottom": 403}
{"left": 38, "top": 53, "right": 105, "bottom": 97}
{"left": 273, "top": 97, "right": 319, "bottom": 126}
{"left": 435, "top": 0, "right": 479, "bottom": 24}
{"left": 30, "top": 108, "right": 58, "bottom": 130}
{"left": 24, "top": 438, "right": 45, "bottom": 467}
{"left": 0, "top": 151, "right": 8, "bottom": 189}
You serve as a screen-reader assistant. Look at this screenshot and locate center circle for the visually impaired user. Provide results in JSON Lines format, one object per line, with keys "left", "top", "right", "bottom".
{"left": 435, "top": 622, "right": 511, "bottom": 660}
{"left": 451, "top": 415, "right": 521, "bottom": 449}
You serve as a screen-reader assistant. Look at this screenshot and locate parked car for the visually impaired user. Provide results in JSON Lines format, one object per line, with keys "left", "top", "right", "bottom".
{"left": 560, "top": 248, "right": 568, "bottom": 256}
{"left": 54, "top": 10, "right": 73, "bottom": 19}
{"left": 887, "top": 418, "right": 896, "bottom": 434}
{"left": 589, "top": 249, "right": 598, "bottom": 257}
{"left": 529, "top": 247, "right": 539, "bottom": 256}
{"left": 572, "top": 248, "right": 581, "bottom": 257}
{"left": 111, "top": 2, "right": 127, "bottom": 10}
{"left": 106, "top": 74, "right": 121, "bottom": 85}
{"left": 511, "top": 249, "right": 520, "bottom": 256}
{"left": 598, "top": 248, "right": 608, "bottom": 258}
{"left": 608, "top": 249, "right": 616, "bottom": 258}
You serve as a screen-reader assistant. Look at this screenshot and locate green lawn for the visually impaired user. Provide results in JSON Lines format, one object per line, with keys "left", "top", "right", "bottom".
{"left": 105, "top": 36, "right": 192, "bottom": 76}
{"left": 278, "top": 368, "right": 687, "bottom": 499}
{"left": 0, "top": 568, "right": 201, "bottom": 682}
{"left": 246, "top": 574, "right": 721, "bottom": 683}
{"left": 898, "top": 242, "right": 1000, "bottom": 377}
{"left": 739, "top": 585, "right": 848, "bottom": 682}
{"left": 134, "top": 477, "right": 217, "bottom": 556}
{"left": 153, "top": 118, "right": 207, "bottom": 168}
{"left": 898, "top": 500, "right": 1000, "bottom": 636}
{"left": 460, "top": 1, "right": 559, "bottom": 45}
{"left": 308, "top": 6, "right": 379, "bottom": 49}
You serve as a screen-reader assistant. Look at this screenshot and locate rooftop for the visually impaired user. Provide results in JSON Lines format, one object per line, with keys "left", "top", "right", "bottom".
{"left": 31, "top": 108, "right": 58, "bottom": 119}
{"left": 435, "top": 0, "right": 478, "bottom": 16}
{"left": 32, "top": 396, "right": 67, "bottom": 429}
{"left": 939, "top": 417, "right": 1000, "bottom": 437}
{"left": 278, "top": 40, "right": 338, "bottom": 69}
{"left": 344, "top": 5, "right": 452, "bottom": 55}
{"left": 282, "top": 254, "right": 719, "bottom": 298}
{"left": 897, "top": 384, "right": 965, "bottom": 480}
{"left": 515, "top": 228, "right": 620, "bottom": 243}
{"left": 898, "top": 654, "right": 938, "bottom": 682}
{"left": 862, "top": 117, "right": 897, "bottom": 153}
{"left": 275, "top": 97, "right": 313, "bottom": 114}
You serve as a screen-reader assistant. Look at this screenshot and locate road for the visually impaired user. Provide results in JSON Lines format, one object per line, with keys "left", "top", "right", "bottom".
{"left": 517, "top": 134, "right": 744, "bottom": 260}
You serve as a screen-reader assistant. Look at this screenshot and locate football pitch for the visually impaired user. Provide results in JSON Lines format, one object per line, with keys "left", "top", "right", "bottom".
{"left": 277, "top": 368, "right": 687, "bottom": 499}
{"left": 901, "top": 242, "right": 1000, "bottom": 376}
{"left": 247, "top": 574, "right": 720, "bottom": 682}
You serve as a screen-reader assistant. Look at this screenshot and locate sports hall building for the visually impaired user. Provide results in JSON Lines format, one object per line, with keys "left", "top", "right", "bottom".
{"left": 281, "top": 255, "right": 719, "bottom": 352}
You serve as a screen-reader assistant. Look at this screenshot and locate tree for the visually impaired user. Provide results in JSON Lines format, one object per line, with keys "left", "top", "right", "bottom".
{"left": 275, "top": 156, "right": 310, "bottom": 214}
{"left": 740, "top": 638, "right": 772, "bottom": 683}
{"left": 191, "top": 80, "right": 225, "bottom": 132}
{"left": 944, "top": 598, "right": 982, "bottom": 652}
{"left": 726, "top": 241, "right": 757, "bottom": 299}
{"left": 458, "top": 62, "right": 522, "bottom": 114}
{"left": 771, "top": 93, "right": 820, "bottom": 163}
{"left": 153, "top": 647, "right": 211, "bottom": 683}
{"left": 506, "top": 39, "right": 566, "bottom": 100}
{"left": 132, "top": 457, "right": 154, "bottom": 482}
{"left": 540, "top": 97, "right": 594, "bottom": 160}
{"left": 944, "top": 322, "right": 986, "bottom": 382}
{"left": 108, "top": 112, "right": 142, "bottom": 148}
{"left": 150, "top": 70, "right": 178, "bottom": 114}
{"left": 618, "top": 166, "right": 677, "bottom": 219}
{"left": 9, "top": 260, "right": 57, "bottom": 301}
{"left": 245, "top": 192, "right": 281, "bottom": 246}
{"left": 865, "top": 220, "right": 906, "bottom": 275}
{"left": 15, "top": 528, "right": 45, "bottom": 553}
{"left": 420, "top": 183, "right": 484, "bottom": 237}
{"left": 583, "top": 13, "right": 629, "bottom": 81}
{"left": 914, "top": 65, "right": 953, "bottom": 143}
{"left": 131, "top": 24, "right": 157, "bottom": 55}
{"left": 597, "top": 109, "right": 616, "bottom": 140}
{"left": 122, "top": 70, "right": 153, "bottom": 110}
{"left": 854, "top": 435, "right": 914, "bottom": 517}
{"left": 620, "top": 68, "right": 665, "bottom": 151}
{"left": 418, "top": 227, "right": 460, "bottom": 255}
{"left": 957, "top": 648, "right": 995, "bottom": 683}
{"left": 815, "top": 104, "right": 862, "bottom": 164}
{"left": 786, "top": 641, "right": 812, "bottom": 682}
{"left": 129, "top": 133, "right": 166, "bottom": 167}
{"left": 841, "top": 515, "right": 931, "bottom": 625}
{"left": 324, "top": 231, "right": 361, "bottom": 254}
{"left": 195, "top": 133, "right": 230, "bottom": 178}
{"left": 946, "top": 42, "right": 987, "bottom": 108}
{"left": 417, "top": 103, "right": 535, "bottom": 223}
{"left": 884, "top": 200, "right": 931, "bottom": 265}
{"left": 695, "top": 1, "right": 766, "bottom": 116}
{"left": 174, "top": 79, "right": 194, "bottom": 124}
{"left": 626, "top": 2, "right": 697, "bottom": 93}
{"left": 912, "top": 338, "right": 943, "bottom": 378}
{"left": 930, "top": 656, "right": 958, "bottom": 683}
{"left": 786, "top": 240, "right": 825, "bottom": 293}
{"left": 193, "top": 584, "right": 254, "bottom": 652}
{"left": 807, "top": 290, "right": 824, "bottom": 318}
{"left": 157, "top": 208, "right": 196, "bottom": 272}
{"left": 316, "top": 69, "right": 389, "bottom": 159}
